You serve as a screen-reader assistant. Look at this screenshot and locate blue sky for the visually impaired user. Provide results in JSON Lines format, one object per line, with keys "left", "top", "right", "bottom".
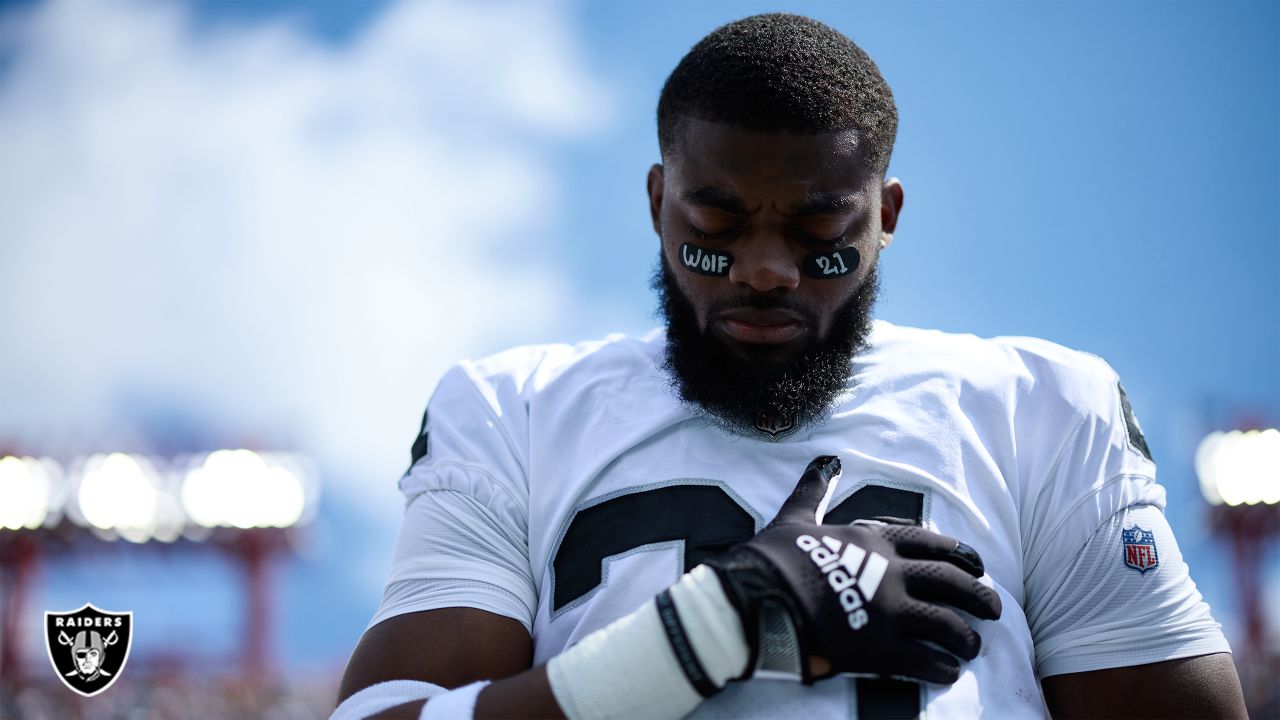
{"left": 2, "top": 0, "right": 1276, "bottom": 677}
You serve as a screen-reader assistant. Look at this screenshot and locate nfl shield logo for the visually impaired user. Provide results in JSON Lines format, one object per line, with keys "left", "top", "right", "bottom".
{"left": 45, "top": 603, "right": 133, "bottom": 697}
{"left": 1121, "top": 526, "right": 1160, "bottom": 574}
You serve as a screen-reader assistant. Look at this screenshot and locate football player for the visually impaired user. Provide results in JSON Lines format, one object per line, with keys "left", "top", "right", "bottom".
{"left": 335, "top": 13, "right": 1245, "bottom": 720}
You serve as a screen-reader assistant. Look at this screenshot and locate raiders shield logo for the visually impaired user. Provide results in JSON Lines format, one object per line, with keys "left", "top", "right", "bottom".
{"left": 752, "top": 414, "right": 797, "bottom": 439}
{"left": 45, "top": 604, "right": 133, "bottom": 697}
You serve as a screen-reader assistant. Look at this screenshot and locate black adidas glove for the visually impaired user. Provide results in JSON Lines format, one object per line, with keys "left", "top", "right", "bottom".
{"left": 703, "top": 455, "right": 1002, "bottom": 686}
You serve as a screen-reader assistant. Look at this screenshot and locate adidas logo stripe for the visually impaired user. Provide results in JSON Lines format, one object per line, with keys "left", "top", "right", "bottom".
{"left": 795, "top": 534, "right": 888, "bottom": 630}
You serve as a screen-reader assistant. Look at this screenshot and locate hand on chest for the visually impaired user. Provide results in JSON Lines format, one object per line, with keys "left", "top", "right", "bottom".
{"left": 547, "top": 448, "right": 948, "bottom": 618}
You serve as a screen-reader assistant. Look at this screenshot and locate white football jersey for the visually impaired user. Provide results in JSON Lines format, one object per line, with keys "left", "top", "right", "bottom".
{"left": 374, "top": 320, "right": 1229, "bottom": 718}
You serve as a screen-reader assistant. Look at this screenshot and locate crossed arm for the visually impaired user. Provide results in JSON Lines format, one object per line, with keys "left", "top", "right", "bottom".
{"left": 1041, "top": 654, "right": 1246, "bottom": 719}
{"left": 337, "top": 608, "right": 557, "bottom": 720}
{"left": 337, "top": 607, "right": 1247, "bottom": 720}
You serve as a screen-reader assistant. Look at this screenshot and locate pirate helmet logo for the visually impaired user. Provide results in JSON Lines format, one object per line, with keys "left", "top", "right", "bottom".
{"left": 44, "top": 604, "right": 133, "bottom": 697}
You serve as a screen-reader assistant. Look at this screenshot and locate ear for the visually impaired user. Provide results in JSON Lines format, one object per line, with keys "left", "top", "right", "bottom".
{"left": 879, "top": 177, "right": 904, "bottom": 249}
{"left": 647, "top": 164, "right": 665, "bottom": 236}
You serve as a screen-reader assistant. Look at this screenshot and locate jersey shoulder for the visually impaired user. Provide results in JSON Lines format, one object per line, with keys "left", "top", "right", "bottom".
{"left": 462, "top": 328, "right": 662, "bottom": 395}
{"left": 989, "top": 331, "right": 1128, "bottom": 428}
{"left": 446, "top": 328, "right": 665, "bottom": 417}
{"left": 405, "top": 331, "right": 665, "bottom": 491}
{"left": 869, "top": 320, "right": 1128, "bottom": 427}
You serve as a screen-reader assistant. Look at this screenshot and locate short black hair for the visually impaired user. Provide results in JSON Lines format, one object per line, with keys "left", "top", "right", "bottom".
{"left": 657, "top": 13, "right": 897, "bottom": 175}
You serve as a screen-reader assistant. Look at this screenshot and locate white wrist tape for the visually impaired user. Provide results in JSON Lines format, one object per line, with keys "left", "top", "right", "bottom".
{"left": 330, "top": 680, "right": 447, "bottom": 720}
{"left": 667, "top": 565, "right": 751, "bottom": 686}
{"left": 546, "top": 564, "right": 748, "bottom": 720}
{"left": 419, "top": 680, "right": 490, "bottom": 720}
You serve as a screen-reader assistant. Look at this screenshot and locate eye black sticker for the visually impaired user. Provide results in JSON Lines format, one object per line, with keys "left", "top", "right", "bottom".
{"left": 679, "top": 242, "right": 733, "bottom": 277}
{"left": 803, "top": 246, "right": 860, "bottom": 279}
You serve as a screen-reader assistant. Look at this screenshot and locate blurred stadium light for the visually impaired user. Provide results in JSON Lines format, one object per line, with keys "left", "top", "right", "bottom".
{"left": 1197, "top": 429, "right": 1280, "bottom": 507}
{"left": 0, "top": 456, "right": 54, "bottom": 531}
{"left": 77, "top": 453, "right": 161, "bottom": 543}
{"left": 0, "top": 449, "right": 318, "bottom": 539}
{"left": 181, "top": 449, "right": 313, "bottom": 530}
{"left": 1196, "top": 426, "right": 1280, "bottom": 716}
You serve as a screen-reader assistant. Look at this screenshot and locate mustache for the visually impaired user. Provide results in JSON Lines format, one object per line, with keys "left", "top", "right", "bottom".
{"left": 706, "top": 293, "right": 820, "bottom": 326}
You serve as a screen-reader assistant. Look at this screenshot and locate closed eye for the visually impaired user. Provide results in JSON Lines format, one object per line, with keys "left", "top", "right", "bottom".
{"left": 687, "top": 223, "right": 739, "bottom": 243}
{"left": 802, "top": 233, "right": 848, "bottom": 247}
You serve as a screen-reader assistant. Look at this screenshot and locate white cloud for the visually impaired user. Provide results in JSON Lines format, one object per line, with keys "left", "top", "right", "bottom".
{"left": 0, "top": 0, "right": 614, "bottom": 519}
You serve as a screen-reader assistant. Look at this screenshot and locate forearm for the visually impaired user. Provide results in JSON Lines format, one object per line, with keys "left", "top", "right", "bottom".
{"left": 478, "top": 665, "right": 565, "bottom": 719}
{"left": 351, "top": 566, "right": 746, "bottom": 720}
{"left": 367, "top": 666, "right": 563, "bottom": 720}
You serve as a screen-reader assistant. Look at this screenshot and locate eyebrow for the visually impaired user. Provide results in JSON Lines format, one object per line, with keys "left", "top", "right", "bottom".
{"left": 788, "top": 192, "right": 861, "bottom": 217}
{"left": 679, "top": 187, "right": 861, "bottom": 217}
{"left": 680, "top": 186, "right": 750, "bottom": 213}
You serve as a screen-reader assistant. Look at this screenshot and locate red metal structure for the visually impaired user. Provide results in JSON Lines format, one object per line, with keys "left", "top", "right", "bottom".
{"left": 0, "top": 533, "right": 39, "bottom": 683}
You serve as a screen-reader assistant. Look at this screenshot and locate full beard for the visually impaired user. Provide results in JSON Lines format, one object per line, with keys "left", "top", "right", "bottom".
{"left": 651, "top": 253, "right": 880, "bottom": 435}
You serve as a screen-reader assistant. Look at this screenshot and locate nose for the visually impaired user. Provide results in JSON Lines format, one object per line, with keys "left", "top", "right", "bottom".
{"left": 726, "top": 232, "right": 800, "bottom": 293}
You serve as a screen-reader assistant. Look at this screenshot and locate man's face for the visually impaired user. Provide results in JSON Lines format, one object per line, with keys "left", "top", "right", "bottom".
{"left": 647, "top": 118, "right": 903, "bottom": 432}
{"left": 76, "top": 648, "right": 101, "bottom": 675}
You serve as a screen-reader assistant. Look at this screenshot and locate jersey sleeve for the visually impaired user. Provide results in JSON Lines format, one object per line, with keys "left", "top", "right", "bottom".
{"left": 1013, "top": 348, "right": 1228, "bottom": 675}
{"left": 1027, "top": 504, "right": 1231, "bottom": 677}
{"left": 1012, "top": 346, "right": 1165, "bottom": 590}
{"left": 368, "top": 361, "right": 537, "bottom": 632}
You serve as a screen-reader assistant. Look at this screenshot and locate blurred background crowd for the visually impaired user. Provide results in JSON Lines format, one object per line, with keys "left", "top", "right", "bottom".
{"left": 0, "top": 0, "right": 1276, "bottom": 717}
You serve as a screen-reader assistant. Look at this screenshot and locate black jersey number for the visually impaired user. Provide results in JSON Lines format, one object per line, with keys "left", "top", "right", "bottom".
{"left": 826, "top": 484, "right": 925, "bottom": 720}
{"left": 550, "top": 482, "right": 925, "bottom": 719}
{"left": 550, "top": 484, "right": 756, "bottom": 611}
